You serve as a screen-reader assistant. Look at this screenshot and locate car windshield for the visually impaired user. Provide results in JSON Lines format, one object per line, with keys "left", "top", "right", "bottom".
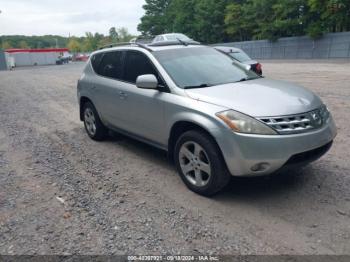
{"left": 153, "top": 47, "right": 259, "bottom": 88}
{"left": 229, "top": 51, "right": 251, "bottom": 62}
{"left": 166, "top": 34, "right": 191, "bottom": 41}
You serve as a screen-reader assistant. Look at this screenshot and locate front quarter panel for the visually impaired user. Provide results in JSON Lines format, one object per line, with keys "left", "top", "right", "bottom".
{"left": 162, "top": 91, "right": 229, "bottom": 146}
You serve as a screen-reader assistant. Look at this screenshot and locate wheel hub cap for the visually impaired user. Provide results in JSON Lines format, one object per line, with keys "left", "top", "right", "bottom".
{"left": 84, "top": 108, "right": 96, "bottom": 136}
{"left": 179, "top": 141, "right": 211, "bottom": 187}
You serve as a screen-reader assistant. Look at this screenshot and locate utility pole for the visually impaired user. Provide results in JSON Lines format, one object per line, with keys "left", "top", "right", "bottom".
{"left": 0, "top": 10, "right": 2, "bottom": 49}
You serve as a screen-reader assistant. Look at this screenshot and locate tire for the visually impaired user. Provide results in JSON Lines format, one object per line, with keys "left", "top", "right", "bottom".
{"left": 82, "top": 101, "right": 108, "bottom": 141}
{"left": 174, "top": 130, "right": 231, "bottom": 196}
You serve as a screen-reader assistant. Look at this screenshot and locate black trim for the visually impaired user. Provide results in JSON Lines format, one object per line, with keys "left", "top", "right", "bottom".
{"left": 90, "top": 50, "right": 170, "bottom": 93}
{"left": 283, "top": 141, "right": 333, "bottom": 167}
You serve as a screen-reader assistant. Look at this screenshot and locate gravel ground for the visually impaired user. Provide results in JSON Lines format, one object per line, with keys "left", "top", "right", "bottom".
{"left": 0, "top": 60, "right": 349, "bottom": 255}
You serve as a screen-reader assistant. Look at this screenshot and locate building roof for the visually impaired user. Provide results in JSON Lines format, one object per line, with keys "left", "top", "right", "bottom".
{"left": 5, "top": 48, "right": 69, "bottom": 53}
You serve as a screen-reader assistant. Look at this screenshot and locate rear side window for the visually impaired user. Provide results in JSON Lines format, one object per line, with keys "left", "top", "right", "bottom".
{"left": 123, "top": 51, "right": 158, "bottom": 83}
{"left": 96, "top": 51, "right": 123, "bottom": 80}
{"left": 91, "top": 53, "right": 103, "bottom": 72}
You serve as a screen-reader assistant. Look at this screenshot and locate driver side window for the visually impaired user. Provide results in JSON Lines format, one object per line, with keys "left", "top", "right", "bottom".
{"left": 123, "top": 51, "right": 159, "bottom": 84}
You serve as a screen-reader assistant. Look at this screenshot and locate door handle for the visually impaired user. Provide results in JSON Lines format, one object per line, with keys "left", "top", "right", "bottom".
{"left": 119, "top": 91, "right": 128, "bottom": 99}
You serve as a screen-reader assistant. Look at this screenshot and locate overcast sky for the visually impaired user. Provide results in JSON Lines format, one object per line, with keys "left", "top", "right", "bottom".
{"left": 0, "top": 0, "right": 145, "bottom": 36}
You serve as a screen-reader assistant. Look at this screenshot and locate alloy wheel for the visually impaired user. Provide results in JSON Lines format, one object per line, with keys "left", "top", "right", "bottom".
{"left": 84, "top": 108, "right": 97, "bottom": 136}
{"left": 179, "top": 141, "right": 211, "bottom": 187}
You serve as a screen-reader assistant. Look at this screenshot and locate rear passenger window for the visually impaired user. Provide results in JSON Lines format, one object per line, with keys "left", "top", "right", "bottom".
{"left": 97, "top": 51, "right": 123, "bottom": 79}
{"left": 91, "top": 53, "right": 103, "bottom": 72}
{"left": 123, "top": 51, "right": 158, "bottom": 83}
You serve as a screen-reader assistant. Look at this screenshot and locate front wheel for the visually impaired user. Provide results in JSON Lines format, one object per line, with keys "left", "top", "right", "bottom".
{"left": 174, "top": 130, "right": 231, "bottom": 196}
{"left": 83, "top": 101, "right": 108, "bottom": 141}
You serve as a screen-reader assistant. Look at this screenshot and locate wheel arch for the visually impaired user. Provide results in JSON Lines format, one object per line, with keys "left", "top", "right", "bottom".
{"left": 79, "top": 96, "right": 93, "bottom": 121}
{"left": 168, "top": 120, "right": 221, "bottom": 163}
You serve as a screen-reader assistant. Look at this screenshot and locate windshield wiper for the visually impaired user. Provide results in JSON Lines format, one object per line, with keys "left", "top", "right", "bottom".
{"left": 183, "top": 84, "right": 212, "bottom": 89}
{"left": 237, "top": 76, "right": 261, "bottom": 83}
{"left": 176, "top": 38, "right": 189, "bottom": 46}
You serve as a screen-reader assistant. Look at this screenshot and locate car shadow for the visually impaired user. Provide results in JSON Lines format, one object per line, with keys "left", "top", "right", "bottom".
{"left": 107, "top": 130, "right": 170, "bottom": 166}
{"left": 106, "top": 130, "right": 318, "bottom": 201}
{"left": 215, "top": 168, "right": 310, "bottom": 201}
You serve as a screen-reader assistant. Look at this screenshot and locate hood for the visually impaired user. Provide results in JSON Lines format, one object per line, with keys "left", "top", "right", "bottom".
{"left": 185, "top": 78, "right": 323, "bottom": 117}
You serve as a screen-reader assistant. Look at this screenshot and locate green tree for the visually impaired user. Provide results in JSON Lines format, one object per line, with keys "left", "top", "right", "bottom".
{"left": 138, "top": 0, "right": 171, "bottom": 36}
{"left": 117, "top": 27, "right": 133, "bottom": 42}
{"left": 166, "top": 0, "right": 197, "bottom": 38}
{"left": 225, "top": 3, "right": 247, "bottom": 41}
{"left": 271, "top": 0, "right": 308, "bottom": 37}
{"left": 98, "top": 37, "right": 112, "bottom": 47}
{"left": 225, "top": 0, "right": 311, "bottom": 41}
{"left": 19, "top": 40, "right": 29, "bottom": 48}
{"left": 82, "top": 32, "right": 104, "bottom": 51}
{"left": 67, "top": 38, "right": 81, "bottom": 53}
{"left": 193, "top": 0, "right": 229, "bottom": 43}
{"left": 2, "top": 41, "right": 12, "bottom": 49}
{"left": 307, "top": 0, "right": 350, "bottom": 38}
{"left": 109, "top": 27, "right": 119, "bottom": 41}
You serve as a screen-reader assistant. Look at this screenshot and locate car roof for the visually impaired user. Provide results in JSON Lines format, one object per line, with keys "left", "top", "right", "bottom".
{"left": 91, "top": 42, "right": 207, "bottom": 56}
{"left": 158, "top": 33, "right": 187, "bottom": 37}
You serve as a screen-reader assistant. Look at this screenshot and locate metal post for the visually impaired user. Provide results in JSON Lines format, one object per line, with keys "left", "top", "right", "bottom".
{"left": 328, "top": 37, "right": 333, "bottom": 59}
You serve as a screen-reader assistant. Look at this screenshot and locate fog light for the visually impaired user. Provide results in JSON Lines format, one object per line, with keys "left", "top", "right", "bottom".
{"left": 251, "top": 163, "right": 270, "bottom": 172}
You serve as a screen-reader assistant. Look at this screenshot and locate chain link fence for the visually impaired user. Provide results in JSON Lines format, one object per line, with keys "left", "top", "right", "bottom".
{"left": 218, "top": 31, "right": 350, "bottom": 59}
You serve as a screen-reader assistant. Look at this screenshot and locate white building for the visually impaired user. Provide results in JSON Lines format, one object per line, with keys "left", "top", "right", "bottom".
{"left": 5, "top": 48, "right": 69, "bottom": 67}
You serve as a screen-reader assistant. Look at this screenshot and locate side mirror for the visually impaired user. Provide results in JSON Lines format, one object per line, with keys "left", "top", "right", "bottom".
{"left": 136, "top": 74, "right": 158, "bottom": 89}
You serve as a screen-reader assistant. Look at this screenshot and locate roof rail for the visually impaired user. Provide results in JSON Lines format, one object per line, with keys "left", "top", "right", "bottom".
{"left": 98, "top": 42, "right": 153, "bottom": 52}
{"left": 148, "top": 40, "right": 201, "bottom": 47}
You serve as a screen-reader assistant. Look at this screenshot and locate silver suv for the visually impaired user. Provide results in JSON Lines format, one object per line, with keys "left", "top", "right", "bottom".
{"left": 77, "top": 42, "right": 337, "bottom": 196}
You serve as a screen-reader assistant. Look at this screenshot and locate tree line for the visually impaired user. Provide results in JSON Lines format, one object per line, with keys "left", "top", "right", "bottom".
{"left": 0, "top": 27, "right": 134, "bottom": 52}
{"left": 138, "top": 0, "right": 350, "bottom": 43}
{"left": 1, "top": 1, "right": 349, "bottom": 50}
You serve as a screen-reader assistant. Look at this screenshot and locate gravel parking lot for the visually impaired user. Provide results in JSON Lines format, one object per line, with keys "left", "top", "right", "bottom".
{"left": 0, "top": 60, "right": 349, "bottom": 255}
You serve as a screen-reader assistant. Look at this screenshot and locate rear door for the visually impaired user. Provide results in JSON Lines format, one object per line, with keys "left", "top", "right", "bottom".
{"left": 91, "top": 50, "right": 126, "bottom": 125}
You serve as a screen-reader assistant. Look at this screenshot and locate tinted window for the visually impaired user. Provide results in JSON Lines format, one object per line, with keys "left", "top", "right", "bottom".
{"left": 91, "top": 53, "right": 103, "bottom": 72}
{"left": 97, "top": 51, "right": 123, "bottom": 79}
{"left": 123, "top": 51, "right": 158, "bottom": 83}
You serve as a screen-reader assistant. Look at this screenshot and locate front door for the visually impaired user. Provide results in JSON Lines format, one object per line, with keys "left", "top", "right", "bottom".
{"left": 116, "top": 50, "right": 166, "bottom": 143}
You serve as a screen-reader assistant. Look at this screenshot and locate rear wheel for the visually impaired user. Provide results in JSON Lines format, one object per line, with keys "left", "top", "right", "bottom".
{"left": 83, "top": 102, "right": 108, "bottom": 141}
{"left": 174, "top": 130, "right": 231, "bottom": 196}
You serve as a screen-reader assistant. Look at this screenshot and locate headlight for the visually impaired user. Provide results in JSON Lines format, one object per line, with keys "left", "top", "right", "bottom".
{"left": 320, "top": 105, "right": 330, "bottom": 123}
{"left": 216, "top": 110, "right": 277, "bottom": 135}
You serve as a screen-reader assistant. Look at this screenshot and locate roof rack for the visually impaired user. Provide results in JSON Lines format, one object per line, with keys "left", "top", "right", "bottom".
{"left": 98, "top": 42, "right": 153, "bottom": 52}
{"left": 148, "top": 40, "right": 201, "bottom": 47}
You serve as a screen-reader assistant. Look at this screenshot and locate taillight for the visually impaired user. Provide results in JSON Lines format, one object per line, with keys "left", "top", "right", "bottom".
{"left": 256, "top": 63, "right": 262, "bottom": 72}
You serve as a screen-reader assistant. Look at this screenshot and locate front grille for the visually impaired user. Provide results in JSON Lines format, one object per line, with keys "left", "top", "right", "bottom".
{"left": 258, "top": 109, "right": 324, "bottom": 135}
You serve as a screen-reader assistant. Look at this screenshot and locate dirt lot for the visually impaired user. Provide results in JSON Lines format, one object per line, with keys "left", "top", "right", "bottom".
{"left": 0, "top": 60, "right": 349, "bottom": 255}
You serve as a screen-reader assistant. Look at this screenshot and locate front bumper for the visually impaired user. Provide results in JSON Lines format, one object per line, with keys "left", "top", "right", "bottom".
{"left": 214, "top": 116, "right": 337, "bottom": 177}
